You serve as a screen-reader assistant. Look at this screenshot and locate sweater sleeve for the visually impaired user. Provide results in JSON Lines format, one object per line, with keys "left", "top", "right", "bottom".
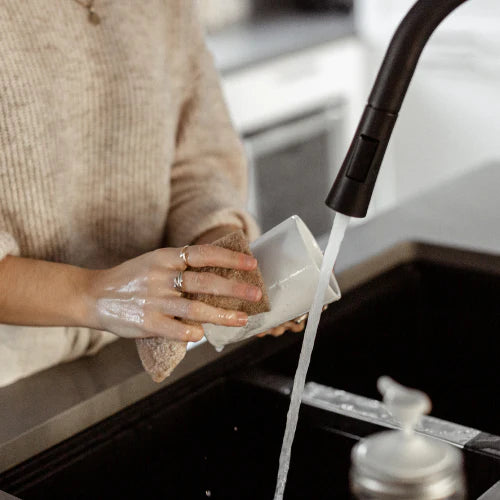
{"left": 0, "top": 231, "right": 20, "bottom": 261}
{"left": 164, "top": 2, "right": 260, "bottom": 247}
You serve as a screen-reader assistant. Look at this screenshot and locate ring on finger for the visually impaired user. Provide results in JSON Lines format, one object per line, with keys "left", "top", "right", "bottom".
{"left": 294, "top": 313, "right": 308, "bottom": 324}
{"left": 173, "top": 270, "right": 184, "bottom": 293}
{"left": 180, "top": 245, "right": 190, "bottom": 267}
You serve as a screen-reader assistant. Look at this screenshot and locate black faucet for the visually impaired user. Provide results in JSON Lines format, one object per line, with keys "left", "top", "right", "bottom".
{"left": 326, "top": 0, "right": 469, "bottom": 217}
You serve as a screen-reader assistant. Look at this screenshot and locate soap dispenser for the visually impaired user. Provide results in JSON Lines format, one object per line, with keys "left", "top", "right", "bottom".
{"left": 350, "top": 377, "right": 466, "bottom": 499}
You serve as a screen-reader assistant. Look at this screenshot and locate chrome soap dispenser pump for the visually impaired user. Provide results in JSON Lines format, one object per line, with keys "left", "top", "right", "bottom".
{"left": 350, "top": 377, "right": 466, "bottom": 500}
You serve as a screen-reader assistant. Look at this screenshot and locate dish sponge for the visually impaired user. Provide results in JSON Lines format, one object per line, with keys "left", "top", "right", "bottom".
{"left": 136, "top": 230, "right": 270, "bottom": 383}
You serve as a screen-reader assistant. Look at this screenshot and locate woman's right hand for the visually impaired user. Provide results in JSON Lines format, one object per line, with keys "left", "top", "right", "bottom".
{"left": 85, "top": 245, "right": 262, "bottom": 342}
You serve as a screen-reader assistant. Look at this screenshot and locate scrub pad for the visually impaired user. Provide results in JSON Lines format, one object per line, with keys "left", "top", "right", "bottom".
{"left": 184, "top": 230, "right": 270, "bottom": 316}
{"left": 137, "top": 230, "right": 270, "bottom": 383}
{"left": 136, "top": 337, "right": 187, "bottom": 383}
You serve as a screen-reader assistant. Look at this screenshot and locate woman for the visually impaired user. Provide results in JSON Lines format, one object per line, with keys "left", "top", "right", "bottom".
{"left": 0, "top": 0, "right": 304, "bottom": 387}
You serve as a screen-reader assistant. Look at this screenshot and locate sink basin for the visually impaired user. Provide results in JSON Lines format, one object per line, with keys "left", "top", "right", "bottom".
{"left": 0, "top": 377, "right": 357, "bottom": 500}
{"left": 1, "top": 242, "right": 499, "bottom": 499}
{"left": 262, "top": 242, "right": 500, "bottom": 435}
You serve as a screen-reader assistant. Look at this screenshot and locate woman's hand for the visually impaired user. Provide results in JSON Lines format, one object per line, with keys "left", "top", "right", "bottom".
{"left": 86, "top": 245, "right": 263, "bottom": 342}
{"left": 256, "top": 305, "right": 328, "bottom": 338}
{"left": 195, "top": 225, "right": 309, "bottom": 340}
{"left": 256, "top": 315, "right": 308, "bottom": 338}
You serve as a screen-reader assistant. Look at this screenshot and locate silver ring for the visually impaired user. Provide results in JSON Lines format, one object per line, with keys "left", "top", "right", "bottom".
{"left": 180, "top": 245, "right": 190, "bottom": 267}
{"left": 173, "top": 271, "right": 184, "bottom": 292}
{"left": 294, "top": 313, "right": 308, "bottom": 324}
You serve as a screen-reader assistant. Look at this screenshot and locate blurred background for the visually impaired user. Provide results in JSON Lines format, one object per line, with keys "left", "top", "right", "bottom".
{"left": 198, "top": 0, "right": 500, "bottom": 244}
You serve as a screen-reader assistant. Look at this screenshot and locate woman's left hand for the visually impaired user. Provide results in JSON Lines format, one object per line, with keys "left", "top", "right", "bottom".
{"left": 256, "top": 315, "right": 307, "bottom": 338}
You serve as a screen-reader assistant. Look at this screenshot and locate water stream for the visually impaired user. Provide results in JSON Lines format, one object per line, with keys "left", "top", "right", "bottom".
{"left": 274, "top": 212, "right": 350, "bottom": 499}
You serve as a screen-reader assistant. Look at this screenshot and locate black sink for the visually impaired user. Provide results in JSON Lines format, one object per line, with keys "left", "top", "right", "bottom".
{"left": 1, "top": 243, "right": 499, "bottom": 499}
{"left": 0, "top": 377, "right": 357, "bottom": 500}
{"left": 262, "top": 242, "right": 500, "bottom": 436}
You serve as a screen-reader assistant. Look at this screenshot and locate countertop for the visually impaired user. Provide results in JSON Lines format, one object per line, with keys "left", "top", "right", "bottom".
{"left": 0, "top": 163, "right": 499, "bottom": 478}
{"left": 206, "top": 10, "right": 355, "bottom": 74}
{"left": 336, "top": 162, "right": 500, "bottom": 274}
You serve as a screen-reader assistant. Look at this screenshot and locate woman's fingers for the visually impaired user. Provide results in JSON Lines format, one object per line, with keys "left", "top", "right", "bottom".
{"left": 157, "top": 245, "right": 257, "bottom": 271}
{"left": 287, "top": 320, "right": 307, "bottom": 333}
{"left": 160, "top": 296, "right": 248, "bottom": 327}
{"left": 168, "top": 271, "right": 262, "bottom": 302}
{"left": 142, "top": 295, "right": 249, "bottom": 341}
{"left": 257, "top": 326, "right": 286, "bottom": 337}
{"left": 145, "top": 312, "right": 205, "bottom": 342}
{"left": 257, "top": 319, "right": 307, "bottom": 337}
{"left": 187, "top": 244, "right": 257, "bottom": 270}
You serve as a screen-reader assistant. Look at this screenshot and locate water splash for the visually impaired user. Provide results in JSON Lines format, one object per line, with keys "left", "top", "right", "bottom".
{"left": 274, "top": 213, "right": 350, "bottom": 499}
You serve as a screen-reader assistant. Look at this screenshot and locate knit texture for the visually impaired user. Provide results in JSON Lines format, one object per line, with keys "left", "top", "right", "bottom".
{"left": 0, "top": 0, "right": 258, "bottom": 386}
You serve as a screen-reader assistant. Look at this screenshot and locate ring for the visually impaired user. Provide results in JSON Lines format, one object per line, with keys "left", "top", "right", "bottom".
{"left": 180, "top": 245, "right": 190, "bottom": 267}
{"left": 294, "top": 313, "right": 308, "bottom": 324}
{"left": 173, "top": 271, "right": 184, "bottom": 292}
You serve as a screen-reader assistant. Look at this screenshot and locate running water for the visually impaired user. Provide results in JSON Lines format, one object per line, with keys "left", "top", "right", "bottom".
{"left": 274, "top": 212, "right": 350, "bottom": 500}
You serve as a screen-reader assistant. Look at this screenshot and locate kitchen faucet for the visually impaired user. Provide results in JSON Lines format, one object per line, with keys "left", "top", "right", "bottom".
{"left": 326, "top": 0, "right": 469, "bottom": 217}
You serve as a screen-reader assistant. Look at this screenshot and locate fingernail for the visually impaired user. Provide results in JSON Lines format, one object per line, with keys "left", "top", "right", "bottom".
{"left": 186, "top": 326, "right": 203, "bottom": 340}
{"left": 236, "top": 312, "right": 248, "bottom": 325}
{"left": 244, "top": 256, "right": 257, "bottom": 269}
{"left": 246, "top": 286, "right": 262, "bottom": 301}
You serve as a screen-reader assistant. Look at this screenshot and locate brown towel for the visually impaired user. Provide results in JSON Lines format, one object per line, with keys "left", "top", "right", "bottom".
{"left": 136, "top": 230, "right": 270, "bottom": 383}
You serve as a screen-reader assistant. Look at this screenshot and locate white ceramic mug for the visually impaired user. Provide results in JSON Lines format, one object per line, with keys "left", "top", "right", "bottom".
{"left": 204, "top": 215, "right": 341, "bottom": 350}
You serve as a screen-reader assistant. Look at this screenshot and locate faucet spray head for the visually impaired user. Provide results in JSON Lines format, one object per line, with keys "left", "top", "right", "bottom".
{"left": 325, "top": 105, "right": 397, "bottom": 218}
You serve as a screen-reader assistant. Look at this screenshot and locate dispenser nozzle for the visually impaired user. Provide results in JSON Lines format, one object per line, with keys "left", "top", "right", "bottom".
{"left": 378, "top": 376, "right": 431, "bottom": 433}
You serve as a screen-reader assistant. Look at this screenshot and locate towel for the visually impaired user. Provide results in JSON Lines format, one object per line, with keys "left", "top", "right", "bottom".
{"left": 136, "top": 231, "right": 270, "bottom": 382}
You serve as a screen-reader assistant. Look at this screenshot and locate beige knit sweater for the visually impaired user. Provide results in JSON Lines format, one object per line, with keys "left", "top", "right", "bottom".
{"left": 0, "top": 0, "right": 258, "bottom": 386}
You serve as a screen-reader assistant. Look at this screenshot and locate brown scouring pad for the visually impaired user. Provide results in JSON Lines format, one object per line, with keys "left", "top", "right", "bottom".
{"left": 135, "top": 337, "right": 187, "bottom": 383}
{"left": 184, "top": 230, "right": 270, "bottom": 315}
{"left": 136, "top": 230, "right": 270, "bottom": 383}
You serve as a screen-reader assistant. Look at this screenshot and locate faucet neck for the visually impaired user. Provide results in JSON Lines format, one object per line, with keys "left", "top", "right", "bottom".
{"left": 326, "top": 0, "right": 470, "bottom": 218}
{"left": 369, "top": 0, "right": 469, "bottom": 114}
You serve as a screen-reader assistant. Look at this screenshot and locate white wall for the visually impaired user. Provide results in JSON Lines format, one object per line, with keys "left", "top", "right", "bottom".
{"left": 356, "top": 0, "right": 500, "bottom": 46}
{"left": 355, "top": 0, "right": 500, "bottom": 212}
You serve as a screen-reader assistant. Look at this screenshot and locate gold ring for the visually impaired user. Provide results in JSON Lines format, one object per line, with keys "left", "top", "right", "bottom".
{"left": 180, "top": 245, "right": 190, "bottom": 267}
{"left": 173, "top": 271, "right": 184, "bottom": 292}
